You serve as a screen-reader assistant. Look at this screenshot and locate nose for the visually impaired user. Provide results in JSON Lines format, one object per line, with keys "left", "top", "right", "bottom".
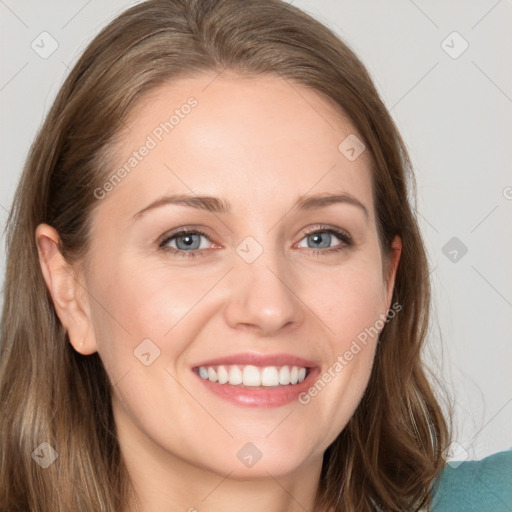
{"left": 223, "top": 244, "right": 305, "bottom": 337}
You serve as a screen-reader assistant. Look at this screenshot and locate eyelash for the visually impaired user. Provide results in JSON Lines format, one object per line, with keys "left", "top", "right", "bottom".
{"left": 158, "top": 225, "right": 353, "bottom": 259}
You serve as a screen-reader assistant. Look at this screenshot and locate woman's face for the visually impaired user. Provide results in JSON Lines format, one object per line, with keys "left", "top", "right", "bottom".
{"left": 67, "top": 73, "right": 401, "bottom": 479}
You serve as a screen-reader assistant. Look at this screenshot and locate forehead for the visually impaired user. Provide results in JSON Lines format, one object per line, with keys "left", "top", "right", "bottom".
{"left": 99, "top": 72, "right": 375, "bottom": 221}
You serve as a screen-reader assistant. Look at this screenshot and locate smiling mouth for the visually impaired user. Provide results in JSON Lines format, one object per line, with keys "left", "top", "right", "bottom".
{"left": 193, "top": 364, "right": 311, "bottom": 387}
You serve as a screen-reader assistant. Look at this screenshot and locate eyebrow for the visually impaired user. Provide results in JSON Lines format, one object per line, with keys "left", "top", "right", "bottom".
{"left": 133, "top": 192, "right": 369, "bottom": 221}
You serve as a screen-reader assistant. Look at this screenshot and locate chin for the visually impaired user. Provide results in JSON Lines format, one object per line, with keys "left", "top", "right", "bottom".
{"left": 205, "top": 435, "right": 320, "bottom": 478}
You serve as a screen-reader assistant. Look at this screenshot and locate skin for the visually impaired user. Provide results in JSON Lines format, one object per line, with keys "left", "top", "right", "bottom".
{"left": 36, "top": 72, "right": 401, "bottom": 512}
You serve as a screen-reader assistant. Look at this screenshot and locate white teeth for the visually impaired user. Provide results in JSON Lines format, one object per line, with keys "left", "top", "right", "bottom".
{"left": 217, "top": 365, "right": 229, "bottom": 384}
{"left": 261, "top": 366, "right": 279, "bottom": 386}
{"left": 279, "top": 365, "right": 291, "bottom": 385}
{"left": 197, "top": 364, "right": 309, "bottom": 387}
{"left": 243, "top": 365, "right": 261, "bottom": 386}
{"left": 228, "top": 365, "right": 243, "bottom": 385}
{"left": 207, "top": 367, "right": 218, "bottom": 382}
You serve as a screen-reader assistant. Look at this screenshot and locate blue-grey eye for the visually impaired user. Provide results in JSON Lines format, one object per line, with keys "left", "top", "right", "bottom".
{"left": 160, "top": 230, "right": 211, "bottom": 252}
{"left": 307, "top": 231, "right": 332, "bottom": 249}
{"left": 174, "top": 233, "right": 203, "bottom": 250}
{"left": 297, "top": 228, "right": 350, "bottom": 250}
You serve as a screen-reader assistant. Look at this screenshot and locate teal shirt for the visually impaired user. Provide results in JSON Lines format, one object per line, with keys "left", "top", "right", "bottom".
{"left": 432, "top": 449, "right": 512, "bottom": 511}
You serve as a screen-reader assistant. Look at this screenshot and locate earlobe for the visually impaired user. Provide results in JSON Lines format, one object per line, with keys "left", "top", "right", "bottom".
{"left": 35, "top": 223, "right": 98, "bottom": 355}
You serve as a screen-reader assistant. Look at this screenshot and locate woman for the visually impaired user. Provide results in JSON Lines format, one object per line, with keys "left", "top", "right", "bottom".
{"left": 0, "top": 0, "right": 450, "bottom": 510}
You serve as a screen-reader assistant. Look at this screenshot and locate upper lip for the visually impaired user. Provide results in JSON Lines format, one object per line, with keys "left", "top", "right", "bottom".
{"left": 192, "top": 352, "right": 318, "bottom": 369}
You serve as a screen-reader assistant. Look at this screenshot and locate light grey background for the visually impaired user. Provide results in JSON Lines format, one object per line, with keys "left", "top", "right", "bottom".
{"left": 1, "top": 0, "right": 511, "bottom": 461}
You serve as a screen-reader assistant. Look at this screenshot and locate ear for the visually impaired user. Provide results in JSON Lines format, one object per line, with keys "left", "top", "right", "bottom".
{"left": 35, "top": 223, "right": 97, "bottom": 355}
{"left": 383, "top": 235, "right": 402, "bottom": 309}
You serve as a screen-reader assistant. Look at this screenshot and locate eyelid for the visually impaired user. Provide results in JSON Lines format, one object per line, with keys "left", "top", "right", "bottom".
{"left": 157, "top": 226, "right": 215, "bottom": 246}
{"left": 157, "top": 227, "right": 217, "bottom": 257}
{"left": 296, "top": 224, "right": 352, "bottom": 245}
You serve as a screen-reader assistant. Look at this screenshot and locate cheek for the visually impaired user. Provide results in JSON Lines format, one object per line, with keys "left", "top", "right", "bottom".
{"left": 85, "top": 259, "right": 174, "bottom": 371}
{"left": 296, "top": 257, "right": 386, "bottom": 441}
{"left": 306, "top": 254, "right": 388, "bottom": 341}
{"left": 86, "top": 254, "right": 230, "bottom": 386}
{"left": 92, "top": 255, "right": 209, "bottom": 333}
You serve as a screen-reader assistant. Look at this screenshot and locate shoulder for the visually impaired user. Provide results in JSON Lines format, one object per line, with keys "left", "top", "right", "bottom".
{"left": 431, "top": 449, "right": 512, "bottom": 511}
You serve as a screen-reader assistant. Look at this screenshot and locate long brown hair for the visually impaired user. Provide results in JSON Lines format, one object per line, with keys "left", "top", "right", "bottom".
{"left": 0, "top": 0, "right": 450, "bottom": 510}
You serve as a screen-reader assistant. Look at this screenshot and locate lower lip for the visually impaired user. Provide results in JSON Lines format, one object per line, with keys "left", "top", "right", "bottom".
{"left": 193, "top": 367, "right": 321, "bottom": 408}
